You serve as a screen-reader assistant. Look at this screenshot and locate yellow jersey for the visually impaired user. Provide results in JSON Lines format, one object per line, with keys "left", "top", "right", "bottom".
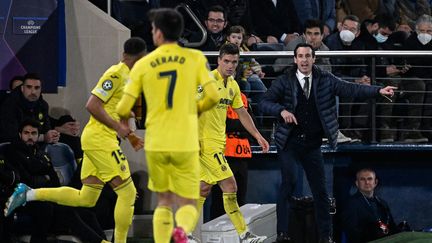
{"left": 199, "top": 69, "right": 243, "bottom": 148}
{"left": 124, "top": 43, "right": 215, "bottom": 152}
{"left": 81, "top": 62, "right": 129, "bottom": 150}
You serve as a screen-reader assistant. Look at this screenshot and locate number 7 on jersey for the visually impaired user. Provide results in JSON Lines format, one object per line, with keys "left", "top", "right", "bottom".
{"left": 158, "top": 70, "right": 177, "bottom": 109}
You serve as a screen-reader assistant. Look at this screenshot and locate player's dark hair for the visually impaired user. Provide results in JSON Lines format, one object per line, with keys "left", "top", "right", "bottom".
{"left": 218, "top": 43, "right": 240, "bottom": 58}
{"left": 19, "top": 119, "right": 40, "bottom": 133}
{"left": 124, "top": 37, "right": 147, "bottom": 55}
{"left": 148, "top": 8, "right": 184, "bottom": 41}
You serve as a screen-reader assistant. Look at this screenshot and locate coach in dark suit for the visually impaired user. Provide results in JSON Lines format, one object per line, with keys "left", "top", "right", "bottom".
{"left": 259, "top": 43, "right": 396, "bottom": 243}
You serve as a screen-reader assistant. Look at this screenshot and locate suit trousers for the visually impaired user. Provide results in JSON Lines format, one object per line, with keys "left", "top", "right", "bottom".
{"left": 276, "top": 137, "right": 332, "bottom": 239}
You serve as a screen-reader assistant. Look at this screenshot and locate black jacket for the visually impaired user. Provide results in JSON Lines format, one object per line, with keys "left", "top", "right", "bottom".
{"left": 5, "top": 141, "right": 59, "bottom": 188}
{"left": 0, "top": 149, "right": 19, "bottom": 202}
{"left": 0, "top": 90, "right": 51, "bottom": 143}
{"left": 259, "top": 65, "right": 381, "bottom": 148}
{"left": 341, "top": 191, "right": 398, "bottom": 243}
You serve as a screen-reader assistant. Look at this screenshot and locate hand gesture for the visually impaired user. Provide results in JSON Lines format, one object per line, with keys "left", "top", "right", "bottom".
{"left": 379, "top": 86, "right": 397, "bottom": 97}
{"left": 281, "top": 110, "right": 298, "bottom": 124}
{"left": 45, "top": 130, "right": 60, "bottom": 143}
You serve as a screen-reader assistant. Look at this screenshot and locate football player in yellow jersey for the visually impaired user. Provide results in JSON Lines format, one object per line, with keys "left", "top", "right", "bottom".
{"left": 4, "top": 37, "right": 147, "bottom": 243}
{"left": 197, "top": 43, "right": 270, "bottom": 243}
{"left": 116, "top": 9, "right": 219, "bottom": 243}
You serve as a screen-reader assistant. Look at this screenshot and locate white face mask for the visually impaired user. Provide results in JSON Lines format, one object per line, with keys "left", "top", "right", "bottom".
{"left": 374, "top": 33, "right": 388, "bottom": 43}
{"left": 339, "top": 30, "right": 356, "bottom": 44}
{"left": 417, "top": 33, "right": 432, "bottom": 45}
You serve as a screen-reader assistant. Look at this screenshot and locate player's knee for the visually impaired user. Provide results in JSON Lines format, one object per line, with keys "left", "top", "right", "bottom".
{"left": 114, "top": 179, "right": 137, "bottom": 204}
{"left": 220, "top": 178, "right": 237, "bottom": 193}
{"left": 80, "top": 184, "right": 103, "bottom": 207}
{"left": 200, "top": 183, "right": 212, "bottom": 197}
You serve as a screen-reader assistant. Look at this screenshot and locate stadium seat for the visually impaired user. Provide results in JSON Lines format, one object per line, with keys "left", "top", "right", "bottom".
{"left": 45, "top": 142, "right": 78, "bottom": 186}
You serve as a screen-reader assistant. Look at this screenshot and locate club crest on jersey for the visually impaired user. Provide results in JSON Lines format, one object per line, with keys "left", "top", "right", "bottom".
{"left": 229, "top": 88, "right": 234, "bottom": 97}
{"left": 102, "top": 80, "right": 113, "bottom": 91}
{"left": 38, "top": 112, "right": 44, "bottom": 120}
{"left": 221, "top": 165, "right": 227, "bottom": 171}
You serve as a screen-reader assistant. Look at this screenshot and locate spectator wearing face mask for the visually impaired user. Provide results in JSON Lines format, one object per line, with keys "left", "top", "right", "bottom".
{"left": 357, "top": 16, "right": 419, "bottom": 143}
{"left": 403, "top": 14, "right": 432, "bottom": 141}
{"left": 324, "top": 15, "right": 371, "bottom": 140}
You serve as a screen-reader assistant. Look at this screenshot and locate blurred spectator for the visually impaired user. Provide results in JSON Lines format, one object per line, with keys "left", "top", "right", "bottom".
{"left": 360, "top": 16, "right": 426, "bottom": 143}
{"left": 196, "top": 0, "right": 264, "bottom": 47}
{"left": 325, "top": 15, "right": 371, "bottom": 140}
{"left": 0, "top": 73, "right": 60, "bottom": 144}
{"left": 226, "top": 25, "right": 267, "bottom": 107}
{"left": 275, "top": 19, "right": 332, "bottom": 73}
{"left": 359, "top": 16, "right": 397, "bottom": 142}
{"left": 335, "top": 0, "right": 379, "bottom": 26}
{"left": 53, "top": 115, "right": 83, "bottom": 161}
{"left": 402, "top": 14, "right": 432, "bottom": 142}
{"left": 210, "top": 92, "right": 254, "bottom": 220}
{"left": 249, "top": 0, "right": 300, "bottom": 45}
{"left": 191, "top": 5, "right": 228, "bottom": 51}
{"left": 5, "top": 119, "right": 107, "bottom": 243}
{"left": 0, "top": 75, "right": 24, "bottom": 106}
{"left": 292, "top": 0, "right": 336, "bottom": 37}
{"left": 398, "top": 0, "right": 431, "bottom": 32}
{"left": 342, "top": 168, "right": 398, "bottom": 243}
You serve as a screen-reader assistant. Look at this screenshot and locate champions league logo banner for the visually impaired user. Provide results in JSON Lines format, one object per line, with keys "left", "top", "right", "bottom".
{"left": 0, "top": 0, "right": 66, "bottom": 92}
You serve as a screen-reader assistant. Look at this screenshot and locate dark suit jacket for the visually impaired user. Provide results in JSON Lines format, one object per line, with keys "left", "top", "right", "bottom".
{"left": 341, "top": 191, "right": 398, "bottom": 243}
{"left": 259, "top": 65, "right": 381, "bottom": 148}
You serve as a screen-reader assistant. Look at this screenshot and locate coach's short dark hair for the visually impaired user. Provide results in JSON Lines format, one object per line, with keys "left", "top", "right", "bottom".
{"left": 218, "top": 43, "right": 240, "bottom": 58}
{"left": 124, "top": 37, "right": 147, "bottom": 55}
{"left": 294, "top": 43, "right": 315, "bottom": 58}
{"left": 149, "top": 8, "right": 184, "bottom": 41}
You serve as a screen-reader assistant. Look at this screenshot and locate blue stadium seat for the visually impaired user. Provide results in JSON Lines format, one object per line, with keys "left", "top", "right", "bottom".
{"left": 45, "top": 142, "right": 77, "bottom": 186}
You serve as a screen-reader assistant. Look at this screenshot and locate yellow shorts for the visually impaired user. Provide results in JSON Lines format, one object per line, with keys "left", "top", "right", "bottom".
{"left": 81, "top": 148, "right": 131, "bottom": 182}
{"left": 145, "top": 151, "right": 200, "bottom": 200}
{"left": 200, "top": 146, "right": 233, "bottom": 185}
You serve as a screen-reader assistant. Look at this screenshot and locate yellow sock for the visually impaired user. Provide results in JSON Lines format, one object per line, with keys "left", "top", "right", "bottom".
{"left": 113, "top": 179, "right": 136, "bottom": 243}
{"left": 223, "top": 192, "right": 247, "bottom": 235}
{"left": 197, "top": 196, "right": 206, "bottom": 213}
{"left": 175, "top": 204, "right": 198, "bottom": 234}
{"left": 35, "top": 184, "right": 103, "bottom": 207}
{"left": 153, "top": 206, "right": 174, "bottom": 243}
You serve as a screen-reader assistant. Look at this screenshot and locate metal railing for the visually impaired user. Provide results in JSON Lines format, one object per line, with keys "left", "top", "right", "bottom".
{"left": 203, "top": 50, "right": 432, "bottom": 151}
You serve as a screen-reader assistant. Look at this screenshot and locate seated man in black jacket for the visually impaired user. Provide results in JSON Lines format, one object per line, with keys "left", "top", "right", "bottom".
{"left": 5, "top": 119, "right": 108, "bottom": 243}
{"left": 341, "top": 168, "right": 398, "bottom": 243}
